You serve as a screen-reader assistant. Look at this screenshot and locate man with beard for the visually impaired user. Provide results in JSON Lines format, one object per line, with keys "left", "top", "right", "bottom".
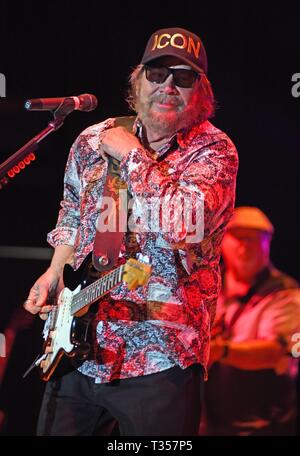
{"left": 24, "top": 27, "right": 238, "bottom": 436}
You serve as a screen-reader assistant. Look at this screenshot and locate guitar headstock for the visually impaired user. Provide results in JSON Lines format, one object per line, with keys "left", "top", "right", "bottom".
{"left": 123, "top": 259, "right": 151, "bottom": 290}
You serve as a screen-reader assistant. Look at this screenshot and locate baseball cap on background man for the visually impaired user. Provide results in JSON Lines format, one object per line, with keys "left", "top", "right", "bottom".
{"left": 141, "top": 27, "right": 208, "bottom": 75}
{"left": 227, "top": 207, "right": 275, "bottom": 234}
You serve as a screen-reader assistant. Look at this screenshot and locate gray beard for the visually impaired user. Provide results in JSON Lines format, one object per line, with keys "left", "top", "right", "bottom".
{"left": 137, "top": 97, "right": 203, "bottom": 137}
{"left": 139, "top": 109, "right": 188, "bottom": 136}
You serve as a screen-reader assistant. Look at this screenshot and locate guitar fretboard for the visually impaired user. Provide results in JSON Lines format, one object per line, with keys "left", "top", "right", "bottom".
{"left": 71, "top": 264, "right": 125, "bottom": 315}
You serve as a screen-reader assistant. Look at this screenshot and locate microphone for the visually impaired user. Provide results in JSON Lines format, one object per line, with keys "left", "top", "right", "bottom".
{"left": 24, "top": 93, "right": 98, "bottom": 112}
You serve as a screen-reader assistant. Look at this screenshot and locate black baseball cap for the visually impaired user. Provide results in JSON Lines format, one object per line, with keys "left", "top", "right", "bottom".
{"left": 141, "top": 27, "right": 208, "bottom": 74}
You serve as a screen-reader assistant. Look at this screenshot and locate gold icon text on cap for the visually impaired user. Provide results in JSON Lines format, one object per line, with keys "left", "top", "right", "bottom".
{"left": 151, "top": 33, "right": 201, "bottom": 59}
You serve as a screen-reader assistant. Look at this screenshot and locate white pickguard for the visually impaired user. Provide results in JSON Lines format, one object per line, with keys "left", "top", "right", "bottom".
{"left": 38, "top": 256, "right": 151, "bottom": 380}
{"left": 42, "top": 284, "right": 81, "bottom": 375}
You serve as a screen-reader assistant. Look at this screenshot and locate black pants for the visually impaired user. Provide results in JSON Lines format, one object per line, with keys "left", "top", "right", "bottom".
{"left": 37, "top": 364, "right": 203, "bottom": 436}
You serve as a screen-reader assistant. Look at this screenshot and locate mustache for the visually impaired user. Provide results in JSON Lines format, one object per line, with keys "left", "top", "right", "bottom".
{"left": 151, "top": 95, "right": 181, "bottom": 106}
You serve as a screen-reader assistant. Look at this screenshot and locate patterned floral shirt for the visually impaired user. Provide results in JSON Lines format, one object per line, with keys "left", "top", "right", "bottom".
{"left": 47, "top": 117, "right": 238, "bottom": 383}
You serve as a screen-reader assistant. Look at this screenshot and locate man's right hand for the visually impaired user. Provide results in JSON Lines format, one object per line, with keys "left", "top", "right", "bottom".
{"left": 24, "top": 267, "right": 64, "bottom": 320}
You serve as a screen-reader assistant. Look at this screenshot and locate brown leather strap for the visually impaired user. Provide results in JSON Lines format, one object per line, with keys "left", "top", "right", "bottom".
{"left": 93, "top": 116, "right": 136, "bottom": 272}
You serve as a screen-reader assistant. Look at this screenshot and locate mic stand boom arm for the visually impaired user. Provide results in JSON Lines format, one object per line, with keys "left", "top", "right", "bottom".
{"left": 0, "top": 99, "right": 76, "bottom": 190}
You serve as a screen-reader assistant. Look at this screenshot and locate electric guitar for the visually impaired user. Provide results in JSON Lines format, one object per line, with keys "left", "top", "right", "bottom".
{"left": 37, "top": 253, "right": 151, "bottom": 381}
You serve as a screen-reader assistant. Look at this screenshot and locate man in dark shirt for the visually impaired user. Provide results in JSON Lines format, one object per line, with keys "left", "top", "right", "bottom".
{"left": 202, "top": 206, "right": 300, "bottom": 435}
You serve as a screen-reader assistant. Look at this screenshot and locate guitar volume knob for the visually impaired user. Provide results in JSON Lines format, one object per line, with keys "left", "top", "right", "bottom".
{"left": 98, "top": 255, "right": 109, "bottom": 266}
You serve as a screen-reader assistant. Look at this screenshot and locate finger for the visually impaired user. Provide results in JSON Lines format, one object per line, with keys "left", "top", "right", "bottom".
{"left": 271, "top": 297, "right": 293, "bottom": 307}
{"left": 40, "top": 305, "right": 53, "bottom": 313}
{"left": 35, "top": 285, "right": 49, "bottom": 307}
{"left": 275, "top": 320, "right": 299, "bottom": 334}
{"left": 25, "top": 284, "right": 43, "bottom": 308}
{"left": 98, "top": 145, "right": 108, "bottom": 162}
{"left": 29, "top": 284, "right": 42, "bottom": 302}
{"left": 272, "top": 308, "right": 298, "bottom": 323}
{"left": 39, "top": 305, "right": 53, "bottom": 320}
{"left": 23, "top": 298, "right": 40, "bottom": 314}
{"left": 273, "top": 292, "right": 300, "bottom": 306}
{"left": 98, "top": 132, "right": 109, "bottom": 161}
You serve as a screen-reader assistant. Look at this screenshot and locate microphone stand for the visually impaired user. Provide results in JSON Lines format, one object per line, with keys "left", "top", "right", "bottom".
{"left": 0, "top": 99, "right": 76, "bottom": 190}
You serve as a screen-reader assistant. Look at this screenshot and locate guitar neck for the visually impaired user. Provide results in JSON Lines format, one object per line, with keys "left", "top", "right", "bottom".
{"left": 71, "top": 263, "right": 125, "bottom": 315}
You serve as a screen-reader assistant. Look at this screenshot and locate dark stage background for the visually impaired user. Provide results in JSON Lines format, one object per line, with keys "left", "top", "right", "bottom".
{"left": 0, "top": 1, "right": 299, "bottom": 435}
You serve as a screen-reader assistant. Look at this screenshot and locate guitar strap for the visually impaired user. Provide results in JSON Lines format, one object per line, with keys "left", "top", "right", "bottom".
{"left": 92, "top": 116, "right": 136, "bottom": 272}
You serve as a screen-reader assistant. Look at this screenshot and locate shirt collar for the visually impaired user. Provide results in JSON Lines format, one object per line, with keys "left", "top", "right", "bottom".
{"left": 134, "top": 117, "right": 207, "bottom": 157}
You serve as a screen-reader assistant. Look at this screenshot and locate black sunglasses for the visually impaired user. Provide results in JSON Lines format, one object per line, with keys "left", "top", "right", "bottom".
{"left": 144, "top": 65, "right": 200, "bottom": 88}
